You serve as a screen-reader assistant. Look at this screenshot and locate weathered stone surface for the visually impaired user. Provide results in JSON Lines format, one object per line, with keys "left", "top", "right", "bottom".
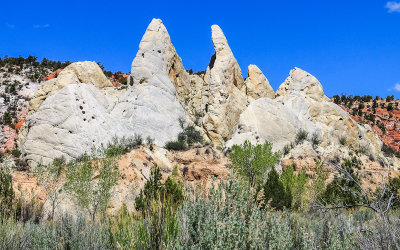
{"left": 18, "top": 62, "right": 114, "bottom": 149}
{"left": 22, "top": 20, "right": 188, "bottom": 166}
{"left": 243, "top": 64, "right": 275, "bottom": 100}
{"left": 202, "top": 25, "right": 248, "bottom": 146}
{"left": 227, "top": 67, "right": 383, "bottom": 163}
{"left": 21, "top": 84, "right": 127, "bottom": 165}
{"left": 128, "top": 19, "right": 194, "bottom": 120}
{"left": 225, "top": 98, "right": 302, "bottom": 151}
{"left": 275, "top": 67, "right": 383, "bottom": 158}
{"left": 29, "top": 61, "right": 113, "bottom": 113}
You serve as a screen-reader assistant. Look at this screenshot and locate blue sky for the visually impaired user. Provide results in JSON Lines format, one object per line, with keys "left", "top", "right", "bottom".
{"left": 0, "top": 0, "right": 399, "bottom": 98}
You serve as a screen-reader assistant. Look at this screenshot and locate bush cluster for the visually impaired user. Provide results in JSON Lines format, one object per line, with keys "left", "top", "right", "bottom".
{"left": 165, "top": 124, "right": 202, "bottom": 151}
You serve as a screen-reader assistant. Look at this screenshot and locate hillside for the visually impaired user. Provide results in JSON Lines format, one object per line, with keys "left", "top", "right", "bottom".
{"left": 333, "top": 94, "right": 400, "bottom": 155}
{"left": 1, "top": 18, "right": 400, "bottom": 249}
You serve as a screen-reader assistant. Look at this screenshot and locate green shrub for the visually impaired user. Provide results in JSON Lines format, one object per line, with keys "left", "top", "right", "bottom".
{"left": 319, "top": 157, "right": 361, "bottom": 205}
{"left": 65, "top": 157, "right": 119, "bottom": 221}
{"left": 295, "top": 129, "right": 308, "bottom": 144}
{"left": 134, "top": 164, "right": 183, "bottom": 249}
{"left": 281, "top": 166, "right": 308, "bottom": 209}
{"left": 103, "top": 137, "right": 125, "bottom": 158}
{"left": 165, "top": 124, "right": 202, "bottom": 151}
{"left": 135, "top": 165, "right": 184, "bottom": 212}
{"left": 311, "top": 133, "right": 321, "bottom": 149}
{"left": 339, "top": 136, "right": 346, "bottom": 146}
{"left": 165, "top": 140, "right": 187, "bottom": 151}
{"left": 134, "top": 134, "right": 143, "bottom": 146}
{"left": 283, "top": 144, "right": 291, "bottom": 155}
{"left": 0, "top": 167, "right": 15, "bottom": 219}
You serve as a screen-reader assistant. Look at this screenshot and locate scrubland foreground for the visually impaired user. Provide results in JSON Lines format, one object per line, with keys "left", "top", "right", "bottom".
{"left": 1, "top": 138, "right": 400, "bottom": 250}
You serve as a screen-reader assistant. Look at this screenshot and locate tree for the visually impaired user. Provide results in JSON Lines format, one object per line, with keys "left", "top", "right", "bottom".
{"left": 229, "top": 140, "right": 281, "bottom": 188}
{"left": 0, "top": 157, "right": 15, "bottom": 219}
{"left": 280, "top": 166, "right": 308, "bottom": 209}
{"left": 333, "top": 95, "right": 340, "bottom": 104}
{"left": 387, "top": 103, "right": 394, "bottom": 111}
{"left": 34, "top": 158, "right": 65, "bottom": 220}
{"left": 65, "top": 157, "right": 119, "bottom": 221}
{"left": 313, "top": 157, "right": 400, "bottom": 249}
{"left": 262, "top": 168, "right": 292, "bottom": 210}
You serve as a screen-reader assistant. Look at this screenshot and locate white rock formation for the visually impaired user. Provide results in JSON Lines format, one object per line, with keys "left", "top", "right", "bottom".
{"left": 226, "top": 98, "right": 302, "bottom": 151}
{"left": 29, "top": 61, "right": 113, "bottom": 113}
{"left": 128, "top": 19, "right": 194, "bottom": 119}
{"left": 18, "top": 61, "right": 114, "bottom": 149}
{"left": 243, "top": 64, "right": 275, "bottom": 100}
{"left": 22, "top": 19, "right": 187, "bottom": 165}
{"left": 22, "top": 84, "right": 126, "bottom": 165}
{"left": 227, "top": 67, "right": 383, "bottom": 161}
{"left": 275, "top": 67, "right": 382, "bottom": 158}
{"left": 202, "top": 25, "right": 248, "bottom": 146}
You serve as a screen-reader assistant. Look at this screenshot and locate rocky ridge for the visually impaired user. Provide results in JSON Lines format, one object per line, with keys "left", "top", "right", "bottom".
{"left": 15, "top": 18, "right": 396, "bottom": 170}
{"left": 1, "top": 18, "right": 399, "bottom": 219}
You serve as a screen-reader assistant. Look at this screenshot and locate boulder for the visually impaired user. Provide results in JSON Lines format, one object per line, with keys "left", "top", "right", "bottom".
{"left": 243, "top": 64, "right": 275, "bottom": 100}
{"left": 202, "top": 25, "right": 248, "bottom": 146}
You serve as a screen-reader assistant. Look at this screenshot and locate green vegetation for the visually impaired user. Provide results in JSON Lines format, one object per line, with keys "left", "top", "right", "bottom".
{"left": 311, "top": 132, "right": 321, "bottom": 149}
{"left": 0, "top": 164, "right": 15, "bottom": 218}
{"left": 295, "top": 129, "right": 308, "bottom": 145}
{"left": 262, "top": 168, "right": 292, "bottom": 210}
{"left": 1, "top": 140, "right": 400, "bottom": 249}
{"left": 319, "top": 157, "right": 361, "bottom": 205}
{"left": 165, "top": 121, "right": 202, "bottom": 151}
{"left": 229, "top": 140, "right": 280, "bottom": 188}
{"left": 281, "top": 166, "right": 308, "bottom": 209}
{"left": 65, "top": 157, "right": 119, "bottom": 221}
{"left": 339, "top": 136, "right": 347, "bottom": 146}
{"left": 34, "top": 158, "right": 65, "bottom": 220}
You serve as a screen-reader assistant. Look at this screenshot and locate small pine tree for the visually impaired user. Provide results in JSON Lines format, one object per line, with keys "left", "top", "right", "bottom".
{"left": 262, "top": 168, "right": 292, "bottom": 210}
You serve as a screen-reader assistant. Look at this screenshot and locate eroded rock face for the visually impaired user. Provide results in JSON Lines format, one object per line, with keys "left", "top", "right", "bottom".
{"left": 22, "top": 20, "right": 188, "bottom": 166}
{"left": 29, "top": 61, "right": 113, "bottom": 113}
{"left": 128, "top": 19, "right": 195, "bottom": 120}
{"left": 275, "top": 67, "right": 383, "bottom": 158}
{"left": 21, "top": 84, "right": 127, "bottom": 165}
{"left": 225, "top": 98, "right": 302, "bottom": 151}
{"left": 243, "top": 65, "right": 275, "bottom": 100}
{"left": 18, "top": 61, "right": 114, "bottom": 149}
{"left": 227, "top": 67, "right": 384, "bottom": 162}
{"left": 22, "top": 82, "right": 186, "bottom": 166}
{"left": 202, "top": 25, "right": 248, "bottom": 146}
